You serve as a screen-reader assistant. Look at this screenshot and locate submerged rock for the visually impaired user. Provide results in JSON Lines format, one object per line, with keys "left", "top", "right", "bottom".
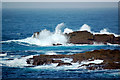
{"left": 26, "top": 49, "right": 120, "bottom": 69}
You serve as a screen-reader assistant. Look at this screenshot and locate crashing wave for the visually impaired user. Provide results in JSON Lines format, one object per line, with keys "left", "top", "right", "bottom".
{"left": 1, "top": 23, "right": 120, "bottom": 46}
{"left": 80, "top": 24, "right": 91, "bottom": 32}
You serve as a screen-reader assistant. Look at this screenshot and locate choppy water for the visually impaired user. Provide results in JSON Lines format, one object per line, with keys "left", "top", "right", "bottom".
{"left": 1, "top": 7, "right": 120, "bottom": 79}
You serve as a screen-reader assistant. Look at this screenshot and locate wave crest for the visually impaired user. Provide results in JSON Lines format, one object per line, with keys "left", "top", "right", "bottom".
{"left": 1, "top": 23, "right": 120, "bottom": 46}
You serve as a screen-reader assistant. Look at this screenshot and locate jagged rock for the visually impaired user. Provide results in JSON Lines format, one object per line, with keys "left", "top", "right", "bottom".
{"left": 26, "top": 49, "right": 120, "bottom": 69}
{"left": 26, "top": 58, "right": 33, "bottom": 64}
{"left": 57, "top": 62, "right": 72, "bottom": 66}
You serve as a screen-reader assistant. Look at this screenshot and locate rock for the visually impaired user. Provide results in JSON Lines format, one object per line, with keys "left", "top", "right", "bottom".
{"left": 26, "top": 49, "right": 120, "bottom": 69}
{"left": 32, "top": 31, "right": 120, "bottom": 45}
{"left": 27, "top": 54, "right": 71, "bottom": 66}
{"left": 113, "top": 37, "right": 120, "bottom": 44}
{"left": 67, "top": 31, "right": 94, "bottom": 44}
{"left": 52, "top": 60, "right": 63, "bottom": 63}
{"left": 57, "top": 62, "right": 72, "bottom": 66}
{"left": 66, "top": 31, "right": 120, "bottom": 44}
{"left": 26, "top": 58, "right": 33, "bottom": 64}
{"left": 94, "top": 34, "right": 115, "bottom": 44}
{"left": 53, "top": 43, "right": 62, "bottom": 46}
{"left": 7, "top": 58, "right": 14, "bottom": 60}
{"left": 33, "top": 58, "right": 52, "bottom": 65}
{"left": 33, "top": 32, "right": 39, "bottom": 38}
{"left": 103, "top": 63, "right": 120, "bottom": 69}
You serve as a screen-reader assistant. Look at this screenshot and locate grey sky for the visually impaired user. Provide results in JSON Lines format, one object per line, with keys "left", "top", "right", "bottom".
{"left": 2, "top": 2, "right": 118, "bottom": 9}
{"left": 2, "top": 0, "right": 120, "bottom": 2}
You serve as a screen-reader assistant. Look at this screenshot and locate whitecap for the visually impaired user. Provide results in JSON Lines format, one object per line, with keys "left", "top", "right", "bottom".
{"left": 45, "top": 51, "right": 58, "bottom": 55}
{"left": 1, "top": 23, "right": 120, "bottom": 46}
{"left": 81, "top": 59, "right": 104, "bottom": 65}
{"left": 0, "top": 53, "right": 7, "bottom": 57}
{"left": 0, "top": 55, "right": 34, "bottom": 68}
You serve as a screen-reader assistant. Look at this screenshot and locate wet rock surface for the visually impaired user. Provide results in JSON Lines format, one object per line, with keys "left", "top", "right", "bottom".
{"left": 26, "top": 49, "right": 120, "bottom": 70}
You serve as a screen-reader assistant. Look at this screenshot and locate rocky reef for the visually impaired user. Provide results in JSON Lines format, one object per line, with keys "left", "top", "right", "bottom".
{"left": 26, "top": 49, "right": 120, "bottom": 70}
{"left": 33, "top": 31, "right": 120, "bottom": 45}
{"left": 66, "top": 31, "right": 120, "bottom": 44}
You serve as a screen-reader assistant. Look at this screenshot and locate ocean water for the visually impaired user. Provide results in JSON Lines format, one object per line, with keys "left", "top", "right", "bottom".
{"left": 1, "top": 7, "right": 120, "bottom": 79}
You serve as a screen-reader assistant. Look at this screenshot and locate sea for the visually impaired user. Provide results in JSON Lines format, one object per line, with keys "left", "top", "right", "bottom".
{"left": 1, "top": 6, "right": 120, "bottom": 79}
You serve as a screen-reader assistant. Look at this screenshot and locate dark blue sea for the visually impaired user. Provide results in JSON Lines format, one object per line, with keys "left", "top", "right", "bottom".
{"left": 1, "top": 7, "right": 120, "bottom": 79}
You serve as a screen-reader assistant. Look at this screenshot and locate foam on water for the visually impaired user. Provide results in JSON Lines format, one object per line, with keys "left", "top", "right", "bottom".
{"left": 81, "top": 59, "right": 104, "bottom": 65}
{"left": 32, "top": 59, "right": 104, "bottom": 70}
{"left": 3, "top": 23, "right": 68, "bottom": 46}
{"left": 1, "top": 23, "right": 120, "bottom": 46}
{"left": 0, "top": 55, "right": 34, "bottom": 67}
{"left": 45, "top": 51, "right": 58, "bottom": 55}
{"left": 32, "top": 62, "right": 82, "bottom": 70}
{"left": 0, "top": 53, "right": 7, "bottom": 57}
{"left": 53, "top": 58, "right": 73, "bottom": 63}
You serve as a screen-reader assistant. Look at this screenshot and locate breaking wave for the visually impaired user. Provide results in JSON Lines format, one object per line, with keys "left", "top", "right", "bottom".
{"left": 1, "top": 23, "right": 120, "bottom": 46}
{"left": 0, "top": 55, "right": 34, "bottom": 67}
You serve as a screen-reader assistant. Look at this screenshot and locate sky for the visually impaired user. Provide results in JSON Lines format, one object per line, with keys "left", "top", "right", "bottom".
{"left": 1, "top": 0, "right": 120, "bottom": 2}
{"left": 2, "top": 2, "right": 118, "bottom": 9}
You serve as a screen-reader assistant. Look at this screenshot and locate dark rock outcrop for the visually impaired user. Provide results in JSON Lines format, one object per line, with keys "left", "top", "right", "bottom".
{"left": 57, "top": 62, "right": 72, "bottom": 66}
{"left": 67, "top": 31, "right": 94, "bottom": 44}
{"left": 26, "top": 55, "right": 71, "bottom": 66}
{"left": 33, "top": 32, "right": 39, "bottom": 38}
{"left": 94, "top": 34, "right": 115, "bottom": 44}
{"left": 26, "top": 49, "right": 120, "bottom": 70}
{"left": 67, "top": 31, "right": 120, "bottom": 44}
{"left": 114, "top": 37, "right": 120, "bottom": 44}
{"left": 32, "top": 31, "right": 120, "bottom": 45}
{"left": 53, "top": 43, "right": 62, "bottom": 46}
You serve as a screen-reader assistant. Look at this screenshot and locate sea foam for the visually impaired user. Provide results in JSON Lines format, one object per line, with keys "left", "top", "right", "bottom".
{"left": 1, "top": 23, "right": 120, "bottom": 46}
{"left": 0, "top": 55, "right": 34, "bottom": 67}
